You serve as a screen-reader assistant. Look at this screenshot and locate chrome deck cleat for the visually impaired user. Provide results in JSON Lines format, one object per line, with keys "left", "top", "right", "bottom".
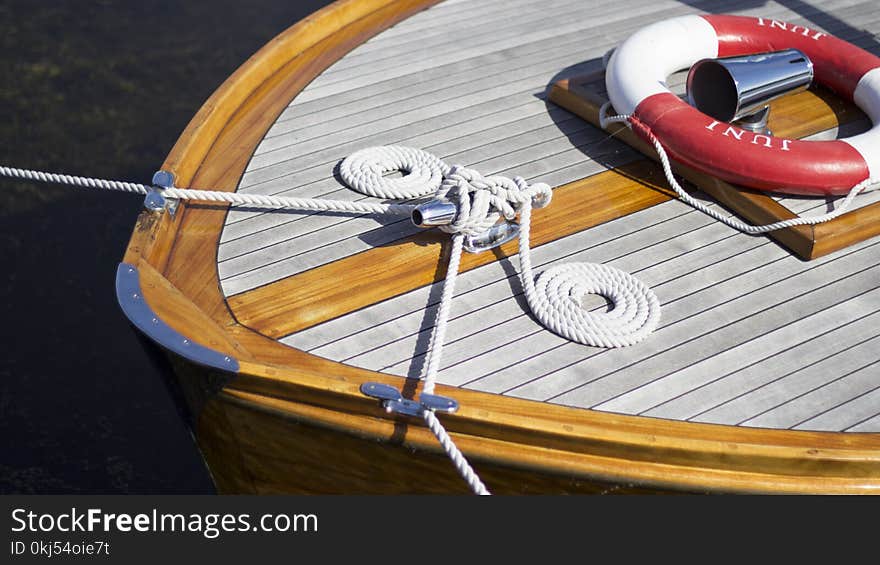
{"left": 411, "top": 197, "right": 457, "bottom": 227}
{"left": 411, "top": 197, "right": 521, "bottom": 253}
{"left": 360, "top": 382, "right": 458, "bottom": 417}
{"left": 462, "top": 220, "right": 520, "bottom": 253}
{"left": 144, "top": 170, "right": 179, "bottom": 216}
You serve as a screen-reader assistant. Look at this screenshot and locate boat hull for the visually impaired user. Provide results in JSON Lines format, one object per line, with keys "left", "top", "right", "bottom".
{"left": 193, "top": 382, "right": 664, "bottom": 494}
{"left": 120, "top": 0, "right": 880, "bottom": 495}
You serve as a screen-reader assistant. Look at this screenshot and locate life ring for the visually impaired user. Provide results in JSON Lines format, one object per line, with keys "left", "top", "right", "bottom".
{"left": 605, "top": 14, "right": 880, "bottom": 196}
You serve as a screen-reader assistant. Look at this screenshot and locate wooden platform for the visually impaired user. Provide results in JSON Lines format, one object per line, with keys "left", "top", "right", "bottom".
{"left": 549, "top": 70, "right": 880, "bottom": 260}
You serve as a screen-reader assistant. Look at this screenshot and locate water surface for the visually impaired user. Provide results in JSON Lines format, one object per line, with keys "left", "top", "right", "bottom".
{"left": 1, "top": 0, "right": 332, "bottom": 493}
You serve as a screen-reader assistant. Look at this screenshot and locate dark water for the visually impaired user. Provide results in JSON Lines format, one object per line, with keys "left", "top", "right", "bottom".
{"left": 0, "top": 0, "right": 332, "bottom": 493}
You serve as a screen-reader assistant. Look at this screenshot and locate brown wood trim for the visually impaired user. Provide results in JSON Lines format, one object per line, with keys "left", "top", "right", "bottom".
{"left": 162, "top": 0, "right": 442, "bottom": 325}
{"left": 121, "top": 0, "right": 880, "bottom": 493}
{"left": 812, "top": 203, "right": 880, "bottom": 257}
{"left": 135, "top": 258, "right": 252, "bottom": 360}
{"left": 228, "top": 160, "right": 674, "bottom": 338}
{"left": 126, "top": 0, "right": 443, "bottom": 273}
{"left": 220, "top": 387, "right": 880, "bottom": 494}
{"left": 549, "top": 71, "right": 880, "bottom": 261}
{"left": 122, "top": 203, "right": 184, "bottom": 273}
{"left": 212, "top": 390, "right": 663, "bottom": 493}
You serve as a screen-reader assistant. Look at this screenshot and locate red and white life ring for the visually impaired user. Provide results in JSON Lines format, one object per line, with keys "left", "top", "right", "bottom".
{"left": 605, "top": 14, "right": 880, "bottom": 196}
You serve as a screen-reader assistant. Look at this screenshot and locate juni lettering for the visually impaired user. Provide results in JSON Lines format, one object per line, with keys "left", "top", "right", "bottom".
{"left": 705, "top": 121, "right": 792, "bottom": 151}
{"left": 755, "top": 17, "right": 826, "bottom": 40}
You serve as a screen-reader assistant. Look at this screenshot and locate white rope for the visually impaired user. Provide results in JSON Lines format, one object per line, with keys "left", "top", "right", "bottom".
{"left": 420, "top": 233, "right": 465, "bottom": 398}
{"left": 0, "top": 165, "right": 415, "bottom": 216}
{"left": 341, "top": 146, "right": 660, "bottom": 349}
{"left": 434, "top": 165, "right": 552, "bottom": 236}
{"left": 342, "top": 146, "right": 661, "bottom": 494}
{"left": 419, "top": 234, "right": 490, "bottom": 495}
{"left": 2, "top": 145, "right": 664, "bottom": 495}
{"left": 422, "top": 410, "right": 489, "bottom": 495}
{"left": 517, "top": 203, "right": 661, "bottom": 348}
{"left": 0, "top": 166, "right": 155, "bottom": 195}
{"left": 338, "top": 144, "right": 448, "bottom": 200}
{"left": 598, "top": 102, "right": 878, "bottom": 233}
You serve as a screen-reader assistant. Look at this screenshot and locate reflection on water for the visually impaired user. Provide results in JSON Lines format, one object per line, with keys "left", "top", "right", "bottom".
{"left": 0, "top": 0, "right": 332, "bottom": 493}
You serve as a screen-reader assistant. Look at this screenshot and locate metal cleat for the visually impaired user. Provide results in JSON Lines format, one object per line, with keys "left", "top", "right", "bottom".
{"left": 144, "top": 170, "right": 179, "bottom": 216}
{"left": 360, "top": 382, "right": 459, "bottom": 417}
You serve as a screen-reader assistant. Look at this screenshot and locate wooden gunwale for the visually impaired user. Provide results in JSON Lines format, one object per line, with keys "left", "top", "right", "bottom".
{"left": 220, "top": 388, "right": 880, "bottom": 494}
{"left": 122, "top": 0, "right": 880, "bottom": 493}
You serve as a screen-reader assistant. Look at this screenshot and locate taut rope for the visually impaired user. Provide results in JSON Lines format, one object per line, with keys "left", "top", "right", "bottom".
{"left": 0, "top": 165, "right": 415, "bottom": 216}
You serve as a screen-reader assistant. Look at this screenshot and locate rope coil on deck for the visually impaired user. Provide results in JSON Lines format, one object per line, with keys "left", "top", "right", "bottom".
{"left": 339, "top": 144, "right": 448, "bottom": 200}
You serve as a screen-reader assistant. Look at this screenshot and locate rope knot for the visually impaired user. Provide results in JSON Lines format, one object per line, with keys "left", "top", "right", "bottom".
{"left": 436, "top": 164, "right": 552, "bottom": 236}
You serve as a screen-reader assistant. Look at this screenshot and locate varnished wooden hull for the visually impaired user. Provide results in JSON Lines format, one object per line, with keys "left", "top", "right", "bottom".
{"left": 151, "top": 346, "right": 880, "bottom": 495}
{"left": 121, "top": 0, "right": 880, "bottom": 494}
{"left": 166, "top": 354, "right": 700, "bottom": 494}
{"left": 196, "top": 382, "right": 664, "bottom": 494}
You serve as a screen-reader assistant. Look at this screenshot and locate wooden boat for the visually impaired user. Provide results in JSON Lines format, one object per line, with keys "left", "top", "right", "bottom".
{"left": 119, "top": 0, "right": 880, "bottom": 494}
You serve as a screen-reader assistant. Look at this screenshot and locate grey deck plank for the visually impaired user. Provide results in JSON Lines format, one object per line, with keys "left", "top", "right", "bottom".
{"left": 254, "top": 43, "right": 594, "bottom": 159}
{"left": 498, "top": 238, "right": 876, "bottom": 402}
{"left": 547, "top": 244, "right": 880, "bottom": 409}
{"left": 600, "top": 284, "right": 880, "bottom": 415}
{"left": 472, "top": 238, "right": 797, "bottom": 394}
{"left": 689, "top": 332, "right": 880, "bottom": 427}
{"left": 641, "top": 314, "right": 880, "bottom": 422}
{"left": 848, "top": 413, "right": 880, "bottom": 432}
{"left": 265, "top": 31, "right": 594, "bottom": 140}
{"left": 245, "top": 58, "right": 598, "bottom": 176}
{"left": 291, "top": 1, "right": 670, "bottom": 104}
{"left": 319, "top": 0, "right": 590, "bottom": 77}
{"left": 748, "top": 358, "right": 880, "bottom": 430}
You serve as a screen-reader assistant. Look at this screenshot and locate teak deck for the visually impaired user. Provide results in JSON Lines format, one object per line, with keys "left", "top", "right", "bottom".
{"left": 121, "top": 0, "right": 880, "bottom": 494}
